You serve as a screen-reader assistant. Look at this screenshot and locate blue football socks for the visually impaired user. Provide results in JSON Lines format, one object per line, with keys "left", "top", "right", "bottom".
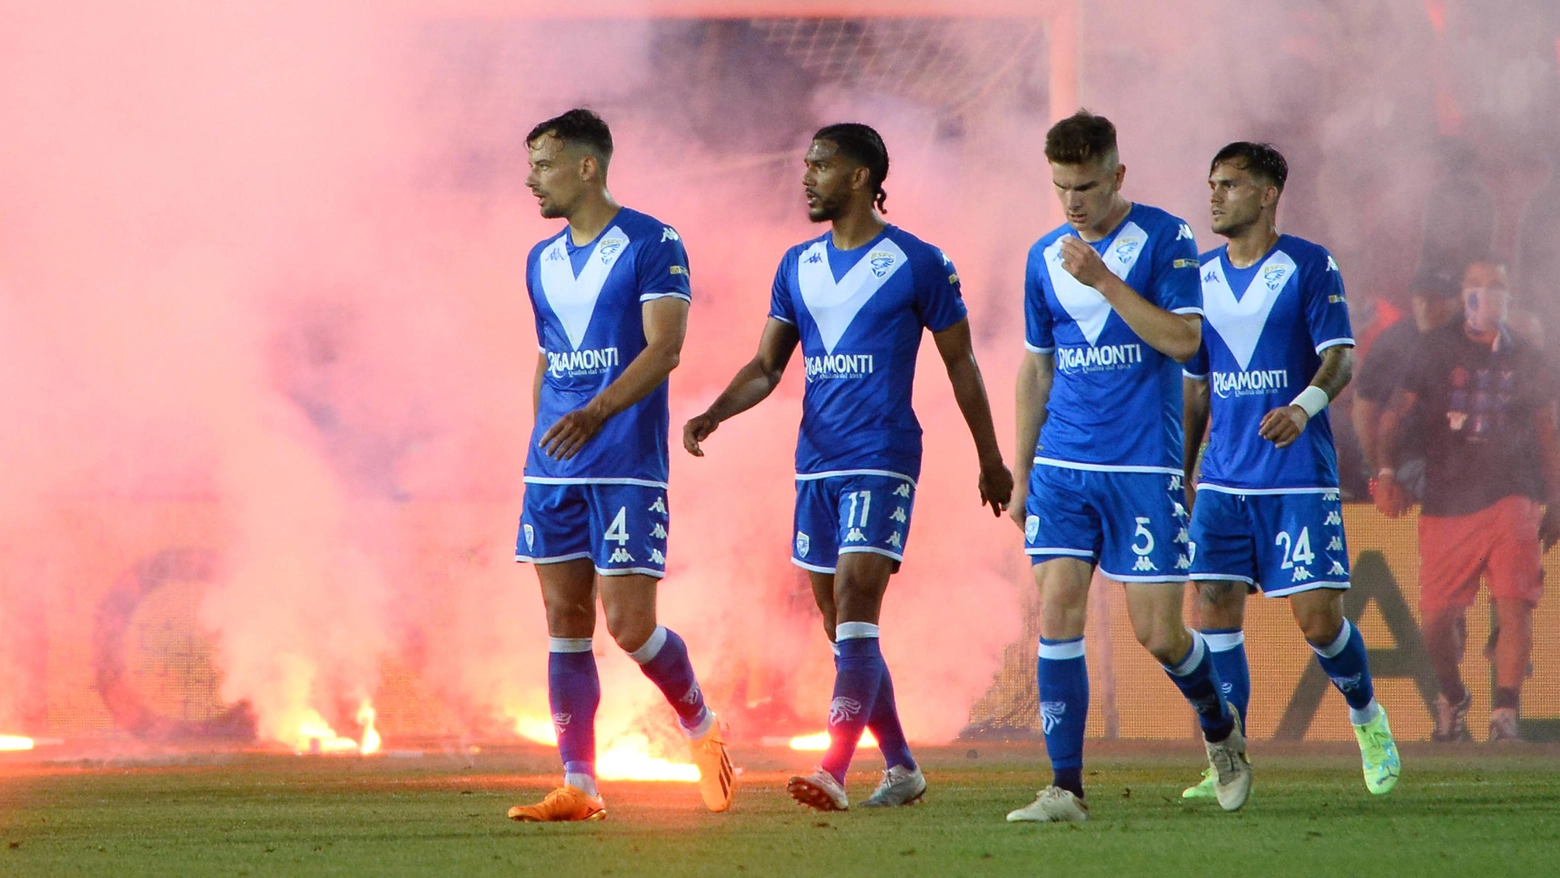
{"left": 1161, "top": 630, "right": 1235, "bottom": 742}
{"left": 629, "top": 626, "right": 713, "bottom": 737}
{"left": 1202, "top": 627, "right": 1251, "bottom": 725}
{"left": 1037, "top": 636, "right": 1089, "bottom": 798}
{"left": 821, "top": 622, "right": 885, "bottom": 784}
{"left": 1311, "top": 619, "right": 1382, "bottom": 725}
{"left": 549, "top": 637, "right": 600, "bottom": 796}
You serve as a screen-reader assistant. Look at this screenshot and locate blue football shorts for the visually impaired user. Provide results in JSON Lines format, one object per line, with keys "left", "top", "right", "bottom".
{"left": 516, "top": 480, "right": 669, "bottom": 578}
{"left": 1024, "top": 464, "right": 1190, "bottom": 583}
{"left": 792, "top": 471, "right": 916, "bottom": 574}
{"left": 1187, "top": 488, "right": 1350, "bottom": 597}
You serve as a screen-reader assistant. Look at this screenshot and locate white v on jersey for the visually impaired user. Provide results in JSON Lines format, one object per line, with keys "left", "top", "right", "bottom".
{"left": 1186, "top": 235, "right": 1353, "bottom": 491}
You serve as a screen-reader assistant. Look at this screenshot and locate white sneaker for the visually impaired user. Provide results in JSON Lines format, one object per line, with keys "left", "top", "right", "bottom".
{"left": 1006, "top": 786, "right": 1088, "bottom": 823}
{"left": 786, "top": 767, "right": 849, "bottom": 811}
{"left": 1489, "top": 707, "right": 1522, "bottom": 743}
{"left": 860, "top": 765, "right": 926, "bottom": 808}
{"left": 1203, "top": 705, "right": 1252, "bottom": 812}
{"left": 1433, "top": 691, "right": 1472, "bottom": 742}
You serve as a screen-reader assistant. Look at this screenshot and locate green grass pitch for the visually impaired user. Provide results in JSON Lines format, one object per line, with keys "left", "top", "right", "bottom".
{"left": 3, "top": 742, "right": 1559, "bottom": 877}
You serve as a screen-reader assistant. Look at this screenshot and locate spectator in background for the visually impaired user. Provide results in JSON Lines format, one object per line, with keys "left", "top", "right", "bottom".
{"left": 1353, "top": 265, "right": 1464, "bottom": 499}
{"left": 1375, "top": 261, "right": 1560, "bottom": 743}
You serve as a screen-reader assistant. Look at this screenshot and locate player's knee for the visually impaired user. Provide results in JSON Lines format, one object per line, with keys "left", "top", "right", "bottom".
{"left": 603, "top": 607, "right": 656, "bottom": 654}
{"left": 1297, "top": 612, "right": 1343, "bottom": 647}
{"left": 1136, "top": 625, "right": 1186, "bottom": 664}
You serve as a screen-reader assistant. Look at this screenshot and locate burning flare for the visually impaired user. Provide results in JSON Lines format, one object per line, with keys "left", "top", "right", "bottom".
{"left": 790, "top": 730, "right": 877, "bottom": 751}
{"left": 511, "top": 714, "right": 697, "bottom": 782}
{"left": 0, "top": 734, "right": 34, "bottom": 752}
{"left": 287, "top": 700, "right": 382, "bottom": 754}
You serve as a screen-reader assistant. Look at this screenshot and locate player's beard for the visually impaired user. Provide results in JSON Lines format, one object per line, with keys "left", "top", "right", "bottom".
{"left": 807, "top": 190, "right": 845, "bottom": 223}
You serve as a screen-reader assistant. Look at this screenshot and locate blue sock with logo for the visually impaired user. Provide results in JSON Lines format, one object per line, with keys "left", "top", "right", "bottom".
{"left": 1311, "top": 619, "right": 1381, "bottom": 724}
{"left": 821, "top": 622, "right": 884, "bottom": 784}
{"left": 628, "top": 626, "right": 713, "bottom": 737}
{"left": 1037, "top": 636, "right": 1088, "bottom": 798}
{"left": 834, "top": 640, "right": 915, "bottom": 772}
{"left": 1202, "top": 628, "right": 1251, "bottom": 726}
{"left": 549, "top": 637, "right": 599, "bottom": 796}
{"left": 1161, "top": 630, "right": 1235, "bottom": 742}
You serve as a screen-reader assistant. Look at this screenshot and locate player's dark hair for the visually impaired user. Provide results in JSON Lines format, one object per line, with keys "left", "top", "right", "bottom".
{"left": 1044, "top": 110, "right": 1118, "bottom": 166}
{"left": 1210, "top": 141, "right": 1288, "bottom": 194}
{"left": 527, "top": 108, "right": 614, "bottom": 168}
{"left": 814, "top": 122, "right": 890, "bottom": 214}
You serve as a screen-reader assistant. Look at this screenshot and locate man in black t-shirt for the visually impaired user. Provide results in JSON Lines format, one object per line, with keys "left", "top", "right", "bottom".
{"left": 1376, "top": 262, "right": 1560, "bottom": 743}
{"left": 1353, "top": 266, "right": 1463, "bottom": 499}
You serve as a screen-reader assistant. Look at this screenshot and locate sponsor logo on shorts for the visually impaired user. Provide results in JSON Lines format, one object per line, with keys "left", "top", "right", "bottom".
{"left": 796, "top": 531, "right": 810, "bottom": 558}
{"left": 524, "top": 524, "right": 535, "bottom": 551}
{"left": 1025, "top": 515, "right": 1040, "bottom": 542}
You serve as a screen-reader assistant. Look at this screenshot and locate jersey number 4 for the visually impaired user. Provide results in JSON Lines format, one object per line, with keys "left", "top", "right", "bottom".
{"left": 1274, "top": 527, "right": 1315, "bottom": 569}
{"left": 605, "top": 507, "right": 630, "bottom": 545}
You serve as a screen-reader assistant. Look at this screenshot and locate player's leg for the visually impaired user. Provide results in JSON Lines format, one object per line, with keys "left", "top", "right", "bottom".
{"left": 1415, "top": 509, "right": 1484, "bottom": 742}
{"left": 509, "top": 487, "right": 606, "bottom": 822}
{"left": 1007, "top": 465, "right": 1095, "bottom": 823}
{"left": 808, "top": 569, "right": 920, "bottom": 807}
{"left": 1181, "top": 490, "right": 1257, "bottom": 800}
{"left": 1106, "top": 473, "right": 1242, "bottom": 810}
{"left": 1290, "top": 588, "right": 1399, "bottom": 794}
{"left": 1485, "top": 497, "right": 1545, "bottom": 742}
{"left": 593, "top": 484, "right": 733, "bottom": 812}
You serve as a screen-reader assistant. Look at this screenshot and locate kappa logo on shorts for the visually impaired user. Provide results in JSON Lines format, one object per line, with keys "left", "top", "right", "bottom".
{"left": 1324, "top": 511, "right": 1342, "bottom": 526}
{"left": 1327, "top": 536, "right": 1343, "bottom": 551}
{"left": 1324, "top": 491, "right": 1339, "bottom": 502}
{"left": 1169, "top": 474, "right": 1182, "bottom": 491}
{"left": 893, "top": 483, "right": 911, "bottom": 498}
{"left": 1291, "top": 565, "right": 1313, "bottom": 582}
{"left": 796, "top": 531, "right": 811, "bottom": 558}
{"left": 887, "top": 532, "right": 903, "bottom": 549}
{"left": 890, "top": 507, "right": 908, "bottom": 524}
{"left": 650, "top": 549, "right": 666, "bottom": 565}
{"left": 649, "top": 496, "right": 668, "bottom": 514}
{"left": 1040, "top": 701, "right": 1066, "bottom": 734}
{"left": 844, "top": 528, "right": 866, "bottom": 543}
{"left": 523, "top": 524, "right": 535, "bottom": 551}
{"left": 1175, "top": 553, "right": 1191, "bottom": 570}
{"left": 1174, "top": 527, "right": 1189, "bottom": 544}
{"left": 1133, "top": 556, "right": 1158, "bottom": 572}
{"left": 1328, "top": 561, "right": 1346, "bottom": 576}
{"left": 609, "top": 548, "right": 636, "bottom": 563}
{"left": 828, "top": 697, "right": 863, "bottom": 726}
{"left": 651, "top": 523, "right": 668, "bottom": 539}
{"left": 1025, "top": 515, "right": 1040, "bottom": 542}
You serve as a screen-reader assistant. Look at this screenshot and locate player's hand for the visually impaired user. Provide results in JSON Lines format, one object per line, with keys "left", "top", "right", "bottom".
{"left": 682, "top": 411, "right": 720, "bottom": 457}
{"left": 1258, "top": 405, "right": 1308, "bottom": 448}
{"left": 1373, "top": 471, "right": 1409, "bottom": 518}
{"left": 540, "top": 403, "right": 608, "bottom": 460}
{"left": 1008, "top": 477, "right": 1030, "bottom": 530}
{"left": 978, "top": 458, "right": 1014, "bottom": 518}
{"left": 1541, "top": 505, "right": 1560, "bottom": 552}
{"left": 1059, "top": 236, "right": 1112, "bottom": 289}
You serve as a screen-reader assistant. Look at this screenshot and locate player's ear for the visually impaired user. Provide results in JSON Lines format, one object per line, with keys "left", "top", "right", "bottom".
{"left": 1113, "top": 162, "right": 1126, "bottom": 188}
{"left": 579, "top": 153, "right": 598, "bottom": 183}
{"left": 850, "top": 163, "right": 873, "bottom": 193}
{"left": 1262, "top": 184, "right": 1279, "bottom": 209}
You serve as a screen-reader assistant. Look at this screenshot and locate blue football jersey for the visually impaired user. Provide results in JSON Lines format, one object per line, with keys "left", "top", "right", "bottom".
{"left": 1185, "top": 234, "right": 1353, "bottom": 491}
{"left": 1024, "top": 203, "right": 1203, "bottom": 472}
{"left": 769, "top": 225, "right": 968, "bottom": 481}
{"left": 524, "top": 207, "right": 691, "bottom": 484}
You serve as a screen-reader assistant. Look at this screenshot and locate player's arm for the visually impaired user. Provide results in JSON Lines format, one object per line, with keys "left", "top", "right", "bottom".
{"left": 1373, "top": 385, "right": 1418, "bottom": 517}
{"left": 682, "top": 317, "right": 801, "bottom": 456}
{"left": 932, "top": 318, "right": 1014, "bottom": 517}
{"left": 1010, "top": 349, "right": 1053, "bottom": 529}
{"left": 541, "top": 296, "right": 689, "bottom": 460}
{"left": 1183, "top": 374, "right": 1210, "bottom": 512}
{"left": 1352, "top": 395, "right": 1383, "bottom": 474}
{"left": 1258, "top": 345, "right": 1353, "bottom": 449}
{"left": 1536, "top": 401, "right": 1560, "bottom": 551}
{"left": 1058, "top": 237, "right": 1201, "bottom": 362}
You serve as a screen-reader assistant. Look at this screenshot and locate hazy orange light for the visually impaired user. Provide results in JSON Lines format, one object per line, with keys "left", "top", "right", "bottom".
{"left": 597, "top": 734, "right": 698, "bottom": 782}
{"left": 357, "top": 701, "right": 382, "bottom": 755}
{"left": 789, "top": 730, "right": 877, "bottom": 751}
{"left": 0, "top": 734, "right": 34, "bottom": 752}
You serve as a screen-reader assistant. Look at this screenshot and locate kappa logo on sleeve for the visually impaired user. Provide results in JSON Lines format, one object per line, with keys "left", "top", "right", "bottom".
{"left": 661, "top": 226, "right": 680, "bottom": 242}
{"left": 1176, "top": 223, "right": 1195, "bottom": 240}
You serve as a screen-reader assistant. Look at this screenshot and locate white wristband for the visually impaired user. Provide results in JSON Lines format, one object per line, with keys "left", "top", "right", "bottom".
{"left": 1290, "top": 385, "right": 1329, "bottom": 418}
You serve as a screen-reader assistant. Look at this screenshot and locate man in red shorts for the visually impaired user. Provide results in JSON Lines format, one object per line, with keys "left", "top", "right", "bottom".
{"left": 1376, "top": 260, "right": 1560, "bottom": 742}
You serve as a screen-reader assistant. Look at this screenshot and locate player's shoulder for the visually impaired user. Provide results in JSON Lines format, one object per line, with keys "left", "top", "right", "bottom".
{"left": 881, "top": 224, "right": 953, "bottom": 269}
{"left": 612, "top": 207, "right": 683, "bottom": 246}
{"left": 1128, "top": 203, "right": 1196, "bottom": 244}
{"left": 1198, "top": 245, "right": 1226, "bottom": 267}
{"left": 1028, "top": 223, "right": 1072, "bottom": 261}
{"left": 1275, "top": 234, "right": 1337, "bottom": 273}
{"left": 781, "top": 229, "right": 832, "bottom": 265}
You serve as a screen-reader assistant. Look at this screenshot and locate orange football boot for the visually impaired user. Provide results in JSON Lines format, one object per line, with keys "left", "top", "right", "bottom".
{"left": 507, "top": 785, "right": 606, "bottom": 822}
